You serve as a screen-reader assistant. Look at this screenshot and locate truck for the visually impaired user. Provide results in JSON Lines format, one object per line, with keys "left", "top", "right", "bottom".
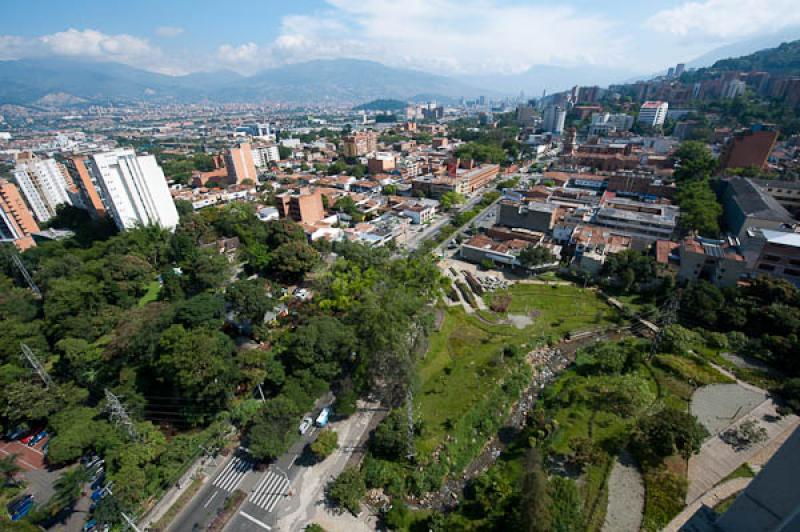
{"left": 315, "top": 407, "right": 331, "bottom": 428}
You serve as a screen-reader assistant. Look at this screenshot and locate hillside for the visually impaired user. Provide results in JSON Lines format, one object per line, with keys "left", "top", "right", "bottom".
{"left": 353, "top": 98, "right": 408, "bottom": 111}
{"left": 0, "top": 58, "right": 485, "bottom": 106}
{"left": 684, "top": 38, "right": 800, "bottom": 82}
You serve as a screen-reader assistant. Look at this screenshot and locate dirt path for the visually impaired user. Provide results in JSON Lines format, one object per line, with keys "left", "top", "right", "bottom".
{"left": 602, "top": 451, "right": 645, "bottom": 532}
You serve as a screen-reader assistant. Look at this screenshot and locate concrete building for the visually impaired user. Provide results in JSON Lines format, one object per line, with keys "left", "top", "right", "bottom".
{"left": 225, "top": 143, "right": 258, "bottom": 184}
{"left": 722, "top": 79, "right": 747, "bottom": 99}
{"left": 589, "top": 113, "right": 635, "bottom": 136}
{"left": 342, "top": 131, "right": 378, "bottom": 157}
{"left": 89, "top": 148, "right": 179, "bottom": 231}
{"left": 277, "top": 189, "right": 325, "bottom": 225}
{"left": 636, "top": 101, "right": 669, "bottom": 127}
{"left": 367, "top": 152, "right": 396, "bottom": 174}
{"left": 516, "top": 104, "right": 537, "bottom": 127}
{"left": 64, "top": 155, "right": 108, "bottom": 218}
{"left": 752, "top": 179, "right": 800, "bottom": 216}
{"left": 721, "top": 177, "right": 795, "bottom": 240}
{"left": 12, "top": 152, "right": 73, "bottom": 223}
{"left": 594, "top": 196, "right": 679, "bottom": 241}
{"left": 542, "top": 105, "right": 566, "bottom": 135}
{"left": 676, "top": 236, "right": 746, "bottom": 287}
{"left": 402, "top": 203, "right": 436, "bottom": 225}
{"left": 750, "top": 229, "right": 800, "bottom": 286}
{"left": 719, "top": 128, "right": 778, "bottom": 170}
{"left": 252, "top": 145, "right": 280, "bottom": 168}
{"left": 0, "top": 179, "right": 39, "bottom": 250}
{"left": 498, "top": 200, "right": 559, "bottom": 233}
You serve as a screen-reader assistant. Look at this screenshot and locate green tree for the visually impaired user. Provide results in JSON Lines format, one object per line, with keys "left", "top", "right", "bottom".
{"left": 311, "top": 429, "right": 339, "bottom": 460}
{"left": 248, "top": 395, "right": 302, "bottom": 461}
{"left": 673, "top": 141, "right": 716, "bottom": 182}
{"left": 270, "top": 241, "right": 319, "bottom": 281}
{"left": 519, "top": 245, "right": 557, "bottom": 269}
{"left": 439, "top": 191, "right": 465, "bottom": 210}
{"left": 50, "top": 466, "right": 90, "bottom": 515}
{"left": 0, "top": 453, "right": 20, "bottom": 484}
{"left": 226, "top": 279, "right": 273, "bottom": 325}
{"left": 631, "top": 409, "right": 707, "bottom": 463}
{"left": 326, "top": 466, "right": 366, "bottom": 515}
{"left": 519, "top": 448, "right": 552, "bottom": 532}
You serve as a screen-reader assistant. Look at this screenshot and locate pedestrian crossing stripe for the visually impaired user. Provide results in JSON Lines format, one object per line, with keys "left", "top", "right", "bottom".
{"left": 249, "top": 470, "right": 290, "bottom": 513}
{"left": 212, "top": 455, "right": 252, "bottom": 492}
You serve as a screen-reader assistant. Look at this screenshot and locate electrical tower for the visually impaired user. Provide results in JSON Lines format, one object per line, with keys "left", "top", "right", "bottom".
{"left": 406, "top": 389, "right": 415, "bottom": 461}
{"left": 20, "top": 343, "right": 54, "bottom": 388}
{"left": 649, "top": 291, "right": 680, "bottom": 359}
{"left": 105, "top": 389, "right": 138, "bottom": 441}
{"left": 10, "top": 253, "right": 41, "bottom": 298}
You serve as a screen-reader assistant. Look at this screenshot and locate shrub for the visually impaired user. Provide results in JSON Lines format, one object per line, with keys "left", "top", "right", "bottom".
{"left": 311, "top": 429, "right": 339, "bottom": 460}
{"left": 326, "top": 467, "right": 366, "bottom": 515}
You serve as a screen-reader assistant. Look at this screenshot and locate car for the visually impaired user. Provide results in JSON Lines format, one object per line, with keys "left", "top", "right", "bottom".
{"left": 28, "top": 430, "right": 48, "bottom": 446}
{"left": 91, "top": 474, "right": 106, "bottom": 490}
{"left": 11, "top": 499, "right": 34, "bottom": 521}
{"left": 83, "top": 519, "right": 97, "bottom": 531}
{"left": 90, "top": 467, "right": 104, "bottom": 482}
{"left": 20, "top": 427, "right": 42, "bottom": 445}
{"left": 7, "top": 494, "right": 32, "bottom": 514}
{"left": 85, "top": 458, "right": 104, "bottom": 470}
{"left": 6, "top": 427, "right": 26, "bottom": 440}
{"left": 298, "top": 417, "right": 313, "bottom": 435}
{"left": 315, "top": 407, "right": 331, "bottom": 428}
{"left": 90, "top": 488, "right": 106, "bottom": 502}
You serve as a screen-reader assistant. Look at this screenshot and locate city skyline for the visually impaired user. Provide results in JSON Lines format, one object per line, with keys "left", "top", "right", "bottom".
{"left": 1, "top": 0, "right": 799, "bottom": 78}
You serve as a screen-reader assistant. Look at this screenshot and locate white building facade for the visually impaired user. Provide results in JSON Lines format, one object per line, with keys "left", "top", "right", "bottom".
{"left": 637, "top": 101, "right": 669, "bottom": 127}
{"left": 13, "top": 155, "right": 73, "bottom": 223}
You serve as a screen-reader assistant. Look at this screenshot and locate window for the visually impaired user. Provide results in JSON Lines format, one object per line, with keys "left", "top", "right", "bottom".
{"left": 789, "top": 259, "right": 800, "bottom": 267}
{"left": 758, "top": 263, "right": 775, "bottom": 272}
{"left": 785, "top": 268, "right": 800, "bottom": 277}
{"left": 763, "top": 255, "right": 781, "bottom": 262}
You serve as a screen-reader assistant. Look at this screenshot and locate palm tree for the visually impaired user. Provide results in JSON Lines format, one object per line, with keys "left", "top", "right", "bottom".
{"left": 50, "top": 466, "right": 90, "bottom": 513}
{"left": 0, "top": 454, "right": 21, "bottom": 485}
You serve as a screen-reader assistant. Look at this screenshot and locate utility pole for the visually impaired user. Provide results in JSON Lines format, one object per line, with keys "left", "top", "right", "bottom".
{"left": 105, "top": 389, "right": 138, "bottom": 441}
{"left": 20, "top": 343, "right": 54, "bottom": 388}
{"left": 121, "top": 512, "right": 142, "bottom": 532}
{"left": 405, "top": 389, "right": 415, "bottom": 461}
{"left": 10, "top": 253, "right": 41, "bottom": 298}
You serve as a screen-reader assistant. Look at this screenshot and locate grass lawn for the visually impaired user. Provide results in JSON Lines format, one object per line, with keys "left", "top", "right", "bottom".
{"left": 138, "top": 280, "right": 161, "bottom": 307}
{"left": 416, "top": 284, "right": 619, "bottom": 460}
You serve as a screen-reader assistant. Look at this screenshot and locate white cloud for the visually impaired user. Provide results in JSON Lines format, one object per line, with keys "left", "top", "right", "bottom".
{"left": 156, "top": 26, "right": 185, "bottom": 38}
{"left": 646, "top": 0, "right": 800, "bottom": 39}
{"left": 215, "top": 0, "right": 628, "bottom": 74}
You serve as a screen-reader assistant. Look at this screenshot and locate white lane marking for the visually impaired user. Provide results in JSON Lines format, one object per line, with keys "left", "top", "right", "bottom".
{"left": 203, "top": 491, "right": 218, "bottom": 508}
{"left": 239, "top": 511, "right": 272, "bottom": 530}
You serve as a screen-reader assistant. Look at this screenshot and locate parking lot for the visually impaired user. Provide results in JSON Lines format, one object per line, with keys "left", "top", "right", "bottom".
{"left": 0, "top": 438, "right": 47, "bottom": 471}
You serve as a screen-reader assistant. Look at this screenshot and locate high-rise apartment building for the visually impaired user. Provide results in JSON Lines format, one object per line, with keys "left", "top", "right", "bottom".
{"left": 277, "top": 189, "right": 325, "bottom": 224}
{"left": 342, "top": 131, "right": 378, "bottom": 157}
{"left": 64, "top": 155, "right": 108, "bottom": 218}
{"left": 0, "top": 179, "right": 39, "bottom": 250}
{"left": 720, "top": 128, "right": 778, "bottom": 171}
{"left": 88, "top": 148, "right": 179, "bottom": 231}
{"left": 637, "top": 101, "right": 669, "bottom": 127}
{"left": 12, "top": 152, "right": 73, "bottom": 223}
{"left": 542, "top": 105, "right": 566, "bottom": 135}
{"left": 252, "top": 145, "right": 280, "bottom": 168}
{"left": 225, "top": 143, "right": 258, "bottom": 184}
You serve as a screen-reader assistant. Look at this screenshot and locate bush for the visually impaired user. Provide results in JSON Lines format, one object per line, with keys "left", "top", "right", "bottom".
{"left": 311, "top": 430, "right": 339, "bottom": 460}
{"left": 642, "top": 466, "right": 687, "bottom": 531}
{"left": 326, "top": 467, "right": 366, "bottom": 515}
{"left": 631, "top": 409, "right": 707, "bottom": 464}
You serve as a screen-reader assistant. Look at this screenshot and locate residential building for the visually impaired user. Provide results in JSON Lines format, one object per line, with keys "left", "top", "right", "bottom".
{"left": 721, "top": 177, "right": 795, "bottom": 239}
{"left": 252, "top": 145, "right": 280, "bottom": 168}
{"left": 752, "top": 179, "right": 800, "bottom": 216}
{"left": 516, "top": 104, "right": 536, "bottom": 127}
{"left": 89, "top": 148, "right": 179, "bottom": 231}
{"left": 594, "top": 196, "right": 679, "bottom": 241}
{"left": 0, "top": 179, "right": 39, "bottom": 250}
{"left": 722, "top": 79, "right": 746, "bottom": 99}
{"left": 225, "top": 142, "right": 258, "bottom": 184}
{"left": 636, "top": 101, "right": 669, "bottom": 127}
{"left": 542, "top": 105, "right": 566, "bottom": 135}
{"left": 276, "top": 189, "right": 325, "bottom": 224}
{"left": 402, "top": 203, "right": 436, "bottom": 225}
{"left": 589, "top": 113, "right": 634, "bottom": 136}
{"left": 64, "top": 155, "right": 107, "bottom": 217}
{"left": 570, "top": 225, "right": 633, "bottom": 274}
{"left": 675, "top": 236, "right": 746, "bottom": 287}
{"left": 750, "top": 229, "right": 800, "bottom": 286}
{"left": 498, "top": 200, "right": 559, "bottom": 233}
{"left": 719, "top": 128, "right": 778, "bottom": 170}
{"left": 12, "top": 152, "right": 73, "bottom": 223}
{"left": 367, "top": 152, "right": 396, "bottom": 174}
{"left": 342, "top": 131, "right": 378, "bottom": 157}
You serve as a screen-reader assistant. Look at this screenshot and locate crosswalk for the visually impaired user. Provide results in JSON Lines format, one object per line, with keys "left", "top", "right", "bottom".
{"left": 248, "top": 469, "right": 290, "bottom": 513}
{"left": 213, "top": 454, "right": 253, "bottom": 492}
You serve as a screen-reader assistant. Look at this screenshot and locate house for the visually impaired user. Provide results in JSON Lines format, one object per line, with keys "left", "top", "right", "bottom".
{"left": 674, "top": 236, "right": 746, "bottom": 287}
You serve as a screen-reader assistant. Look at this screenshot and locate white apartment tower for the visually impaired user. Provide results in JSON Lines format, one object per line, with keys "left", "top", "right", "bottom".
{"left": 13, "top": 153, "right": 73, "bottom": 223}
{"left": 89, "top": 148, "right": 179, "bottom": 231}
{"left": 637, "top": 101, "right": 669, "bottom": 127}
{"left": 542, "top": 105, "right": 567, "bottom": 135}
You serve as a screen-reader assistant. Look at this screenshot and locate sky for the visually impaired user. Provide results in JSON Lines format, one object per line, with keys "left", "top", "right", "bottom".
{"left": 1, "top": 0, "right": 799, "bottom": 77}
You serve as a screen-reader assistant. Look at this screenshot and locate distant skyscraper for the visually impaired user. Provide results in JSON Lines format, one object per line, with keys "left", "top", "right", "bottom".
{"left": 542, "top": 105, "right": 566, "bottom": 135}
{"left": 88, "top": 148, "right": 179, "bottom": 231}
{"left": 674, "top": 63, "right": 686, "bottom": 77}
{"left": 12, "top": 152, "right": 73, "bottom": 223}
{"left": 0, "top": 178, "right": 39, "bottom": 250}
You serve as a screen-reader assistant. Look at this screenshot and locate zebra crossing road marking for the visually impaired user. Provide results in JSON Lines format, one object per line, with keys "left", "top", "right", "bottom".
{"left": 248, "top": 470, "right": 290, "bottom": 513}
{"left": 212, "top": 454, "right": 253, "bottom": 492}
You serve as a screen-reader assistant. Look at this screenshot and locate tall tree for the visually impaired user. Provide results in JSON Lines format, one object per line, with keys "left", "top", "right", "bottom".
{"left": 519, "top": 448, "right": 552, "bottom": 532}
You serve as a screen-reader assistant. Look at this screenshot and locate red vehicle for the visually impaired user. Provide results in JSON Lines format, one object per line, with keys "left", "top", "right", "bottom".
{"left": 20, "top": 426, "right": 44, "bottom": 445}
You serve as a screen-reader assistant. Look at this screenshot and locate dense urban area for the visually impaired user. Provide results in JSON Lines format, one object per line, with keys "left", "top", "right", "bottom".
{"left": 2, "top": 24, "right": 800, "bottom": 532}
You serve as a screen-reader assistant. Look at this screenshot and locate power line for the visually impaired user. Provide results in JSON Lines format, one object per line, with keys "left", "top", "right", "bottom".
{"left": 105, "top": 389, "right": 138, "bottom": 441}
{"left": 10, "top": 253, "right": 41, "bottom": 298}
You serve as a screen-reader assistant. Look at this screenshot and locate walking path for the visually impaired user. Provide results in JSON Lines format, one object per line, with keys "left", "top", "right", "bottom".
{"left": 602, "top": 451, "right": 645, "bottom": 532}
{"left": 664, "top": 477, "right": 752, "bottom": 532}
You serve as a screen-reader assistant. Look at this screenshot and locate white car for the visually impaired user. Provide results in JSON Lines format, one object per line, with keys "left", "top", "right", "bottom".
{"left": 299, "top": 417, "right": 313, "bottom": 435}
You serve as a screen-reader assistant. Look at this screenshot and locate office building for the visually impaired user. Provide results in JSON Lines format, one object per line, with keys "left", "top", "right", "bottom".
{"left": 516, "top": 104, "right": 536, "bottom": 127}
{"left": 89, "top": 148, "right": 179, "bottom": 231}
{"left": 674, "top": 63, "right": 686, "bottom": 77}
{"left": 225, "top": 143, "right": 258, "bottom": 184}
{"left": 542, "top": 105, "right": 566, "bottom": 135}
{"left": 0, "top": 179, "right": 39, "bottom": 250}
{"left": 12, "top": 152, "right": 73, "bottom": 223}
{"left": 636, "top": 101, "right": 669, "bottom": 127}
{"left": 721, "top": 177, "right": 794, "bottom": 240}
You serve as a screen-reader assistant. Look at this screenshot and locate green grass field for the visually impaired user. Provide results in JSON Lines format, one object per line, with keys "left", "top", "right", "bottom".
{"left": 138, "top": 280, "right": 161, "bottom": 307}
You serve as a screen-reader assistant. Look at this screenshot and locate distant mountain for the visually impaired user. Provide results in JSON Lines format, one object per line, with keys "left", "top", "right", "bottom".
{"left": 709, "top": 39, "right": 800, "bottom": 74}
{"left": 0, "top": 57, "right": 486, "bottom": 106}
{"left": 353, "top": 98, "right": 408, "bottom": 111}
{"left": 460, "top": 64, "right": 643, "bottom": 98}
{"left": 686, "top": 30, "right": 800, "bottom": 69}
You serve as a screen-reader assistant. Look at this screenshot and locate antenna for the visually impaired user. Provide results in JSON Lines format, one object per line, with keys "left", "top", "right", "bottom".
{"left": 105, "top": 389, "right": 138, "bottom": 441}
{"left": 10, "top": 253, "right": 41, "bottom": 298}
{"left": 20, "top": 343, "right": 53, "bottom": 388}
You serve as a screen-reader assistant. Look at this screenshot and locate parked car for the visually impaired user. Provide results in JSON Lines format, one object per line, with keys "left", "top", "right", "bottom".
{"left": 28, "top": 430, "right": 48, "bottom": 447}
{"left": 7, "top": 494, "right": 32, "bottom": 514}
{"left": 6, "top": 427, "right": 26, "bottom": 440}
{"left": 298, "top": 417, "right": 313, "bottom": 435}
{"left": 83, "top": 519, "right": 97, "bottom": 531}
{"left": 20, "top": 427, "right": 43, "bottom": 445}
{"left": 91, "top": 474, "right": 106, "bottom": 490}
{"left": 315, "top": 407, "right": 331, "bottom": 428}
{"left": 11, "top": 498, "right": 34, "bottom": 521}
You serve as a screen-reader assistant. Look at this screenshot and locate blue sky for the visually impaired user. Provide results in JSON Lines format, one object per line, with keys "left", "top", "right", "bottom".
{"left": 1, "top": 0, "right": 799, "bottom": 76}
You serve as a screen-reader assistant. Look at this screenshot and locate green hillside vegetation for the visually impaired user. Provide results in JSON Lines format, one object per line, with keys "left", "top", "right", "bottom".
{"left": 353, "top": 98, "right": 407, "bottom": 111}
